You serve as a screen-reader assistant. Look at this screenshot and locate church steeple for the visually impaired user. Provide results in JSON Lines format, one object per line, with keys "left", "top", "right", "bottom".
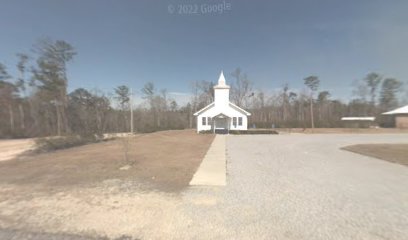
{"left": 218, "top": 71, "right": 226, "bottom": 86}
{"left": 214, "top": 71, "right": 230, "bottom": 89}
{"left": 213, "top": 71, "right": 230, "bottom": 107}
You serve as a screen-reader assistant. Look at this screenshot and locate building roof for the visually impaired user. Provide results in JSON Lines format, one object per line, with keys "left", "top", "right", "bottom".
{"left": 382, "top": 105, "right": 408, "bottom": 115}
{"left": 193, "top": 102, "right": 214, "bottom": 116}
{"left": 341, "top": 117, "right": 375, "bottom": 121}
{"left": 210, "top": 112, "right": 232, "bottom": 118}
{"left": 193, "top": 101, "right": 251, "bottom": 116}
{"left": 229, "top": 102, "right": 251, "bottom": 116}
{"left": 193, "top": 71, "right": 251, "bottom": 117}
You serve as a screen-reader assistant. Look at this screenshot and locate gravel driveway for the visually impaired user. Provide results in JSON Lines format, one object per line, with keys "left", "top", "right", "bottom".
{"left": 180, "top": 134, "right": 408, "bottom": 239}
{"left": 1, "top": 134, "right": 407, "bottom": 239}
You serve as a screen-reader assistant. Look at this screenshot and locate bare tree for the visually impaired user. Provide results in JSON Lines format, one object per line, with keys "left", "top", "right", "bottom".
{"left": 230, "top": 68, "right": 253, "bottom": 107}
{"left": 317, "top": 91, "right": 330, "bottom": 125}
{"left": 15, "top": 53, "right": 30, "bottom": 130}
{"left": 379, "top": 78, "right": 403, "bottom": 111}
{"left": 281, "top": 84, "right": 290, "bottom": 122}
{"left": 189, "top": 80, "right": 214, "bottom": 128}
{"left": 304, "top": 76, "right": 320, "bottom": 129}
{"left": 0, "top": 64, "right": 17, "bottom": 133}
{"left": 189, "top": 81, "right": 199, "bottom": 128}
{"left": 114, "top": 85, "right": 131, "bottom": 132}
{"left": 141, "top": 82, "right": 170, "bottom": 130}
{"left": 365, "top": 73, "right": 382, "bottom": 105}
{"left": 141, "top": 82, "right": 158, "bottom": 128}
{"left": 364, "top": 73, "right": 382, "bottom": 114}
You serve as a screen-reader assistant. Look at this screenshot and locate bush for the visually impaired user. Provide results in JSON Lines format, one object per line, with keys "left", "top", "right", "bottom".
{"left": 229, "top": 129, "right": 279, "bottom": 135}
{"left": 35, "top": 135, "right": 99, "bottom": 152}
{"left": 198, "top": 130, "right": 214, "bottom": 134}
{"left": 198, "top": 129, "right": 279, "bottom": 135}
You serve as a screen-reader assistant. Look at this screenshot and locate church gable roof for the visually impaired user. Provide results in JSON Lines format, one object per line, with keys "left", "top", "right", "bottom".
{"left": 193, "top": 102, "right": 214, "bottom": 116}
{"left": 193, "top": 71, "right": 251, "bottom": 117}
{"left": 229, "top": 102, "right": 251, "bottom": 116}
{"left": 211, "top": 112, "right": 232, "bottom": 118}
{"left": 193, "top": 101, "right": 251, "bottom": 116}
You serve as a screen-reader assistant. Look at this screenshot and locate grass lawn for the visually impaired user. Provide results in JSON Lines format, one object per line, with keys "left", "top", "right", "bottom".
{"left": 277, "top": 128, "right": 408, "bottom": 134}
{"left": 0, "top": 130, "right": 214, "bottom": 192}
{"left": 342, "top": 144, "right": 408, "bottom": 166}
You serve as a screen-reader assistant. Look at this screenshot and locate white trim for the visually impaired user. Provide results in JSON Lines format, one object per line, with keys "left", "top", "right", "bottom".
{"left": 193, "top": 103, "right": 214, "bottom": 116}
{"left": 210, "top": 112, "right": 232, "bottom": 118}
{"left": 229, "top": 102, "right": 251, "bottom": 116}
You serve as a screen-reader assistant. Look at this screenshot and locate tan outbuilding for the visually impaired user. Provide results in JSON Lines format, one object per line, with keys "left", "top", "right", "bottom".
{"left": 382, "top": 105, "right": 408, "bottom": 129}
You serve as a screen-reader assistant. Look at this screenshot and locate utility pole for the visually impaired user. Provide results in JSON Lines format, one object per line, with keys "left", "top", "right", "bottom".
{"left": 310, "top": 92, "right": 314, "bottom": 129}
{"left": 130, "top": 88, "right": 134, "bottom": 134}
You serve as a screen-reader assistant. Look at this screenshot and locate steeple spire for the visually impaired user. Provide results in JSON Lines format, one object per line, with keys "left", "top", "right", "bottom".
{"left": 214, "top": 70, "right": 229, "bottom": 89}
{"left": 218, "top": 71, "right": 226, "bottom": 86}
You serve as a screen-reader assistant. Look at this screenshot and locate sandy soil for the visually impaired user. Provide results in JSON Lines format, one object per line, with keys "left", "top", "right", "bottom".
{"left": 0, "top": 133, "right": 407, "bottom": 239}
{"left": 0, "top": 130, "right": 214, "bottom": 192}
{"left": 0, "top": 130, "right": 214, "bottom": 239}
{"left": 0, "top": 139, "right": 36, "bottom": 162}
{"left": 342, "top": 144, "right": 408, "bottom": 166}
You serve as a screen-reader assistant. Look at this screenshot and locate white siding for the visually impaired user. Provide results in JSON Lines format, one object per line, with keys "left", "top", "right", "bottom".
{"left": 196, "top": 115, "right": 212, "bottom": 132}
{"left": 194, "top": 71, "right": 250, "bottom": 133}
{"left": 229, "top": 114, "right": 247, "bottom": 131}
{"left": 196, "top": 105, "right": 248, "bottom": 132}
{"left": 214, "top": 88, "right": 229, "bottom": 108}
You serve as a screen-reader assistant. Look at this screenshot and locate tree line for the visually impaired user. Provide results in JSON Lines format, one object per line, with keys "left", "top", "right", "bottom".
{"left": 246, "top": 73, "right": 405, "bottom": 128}
{"left": 0, "top": 39, "right": 406, "bottom": 138}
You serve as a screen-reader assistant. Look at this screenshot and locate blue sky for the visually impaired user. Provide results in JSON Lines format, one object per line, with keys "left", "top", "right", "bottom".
{"left": 1, "top": 0, "right": 408, "bottom": 103}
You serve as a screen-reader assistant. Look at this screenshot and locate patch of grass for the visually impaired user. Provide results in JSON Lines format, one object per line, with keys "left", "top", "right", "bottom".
{"left": 0, "top": 130, "right": 214, "bottom": 192}
{"left": 277, "top": 128, "right": 408, "bottom": 134}
{"left": 342, "top": 144, "right": 408, "bottom": 167}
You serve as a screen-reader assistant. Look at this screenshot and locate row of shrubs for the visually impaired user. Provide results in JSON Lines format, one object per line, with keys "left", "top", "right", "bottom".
{"left": 34, "top": 128, "right": 279, "bottom": 153}
{"left": 230, "top": 129, "right": 279, "bottom": 134}
{"left": 35, "top": 134, "right": 106, "bottom": 152}
{"left": 199, "top": 129, "right": 279, "bottom": 135}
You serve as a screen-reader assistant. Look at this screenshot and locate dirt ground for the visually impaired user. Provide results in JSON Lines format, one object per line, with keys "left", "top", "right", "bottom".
{"left": 0, "top": 133, "right": 407, "bottom": 239}
{"left": 0, "top": 130, "right": 214, "bottom": 193}
{"left": 0, "top": 139, "right": 36, "bottom": 162}
{"left": 277, "top": 128, "right": 408, "bottom": 134}
{"left": 343, "top": 144, "right": 408, "bottom": 166}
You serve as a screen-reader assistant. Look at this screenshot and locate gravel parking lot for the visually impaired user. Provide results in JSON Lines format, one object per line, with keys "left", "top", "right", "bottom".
{"left": 180, "top": 134, "right": 408, "bottom": 239}
{"left": 1, "top": 134, "right": 407, "bottom": 239}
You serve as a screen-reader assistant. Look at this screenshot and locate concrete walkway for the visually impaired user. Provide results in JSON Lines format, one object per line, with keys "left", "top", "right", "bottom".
{"left": 189, "top": 135, "right": 226, "bottom": 186}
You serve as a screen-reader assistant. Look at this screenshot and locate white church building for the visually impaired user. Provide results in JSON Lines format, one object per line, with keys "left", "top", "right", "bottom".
{"left": 194, "top": 71, "right": 251, "bottom": 133}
